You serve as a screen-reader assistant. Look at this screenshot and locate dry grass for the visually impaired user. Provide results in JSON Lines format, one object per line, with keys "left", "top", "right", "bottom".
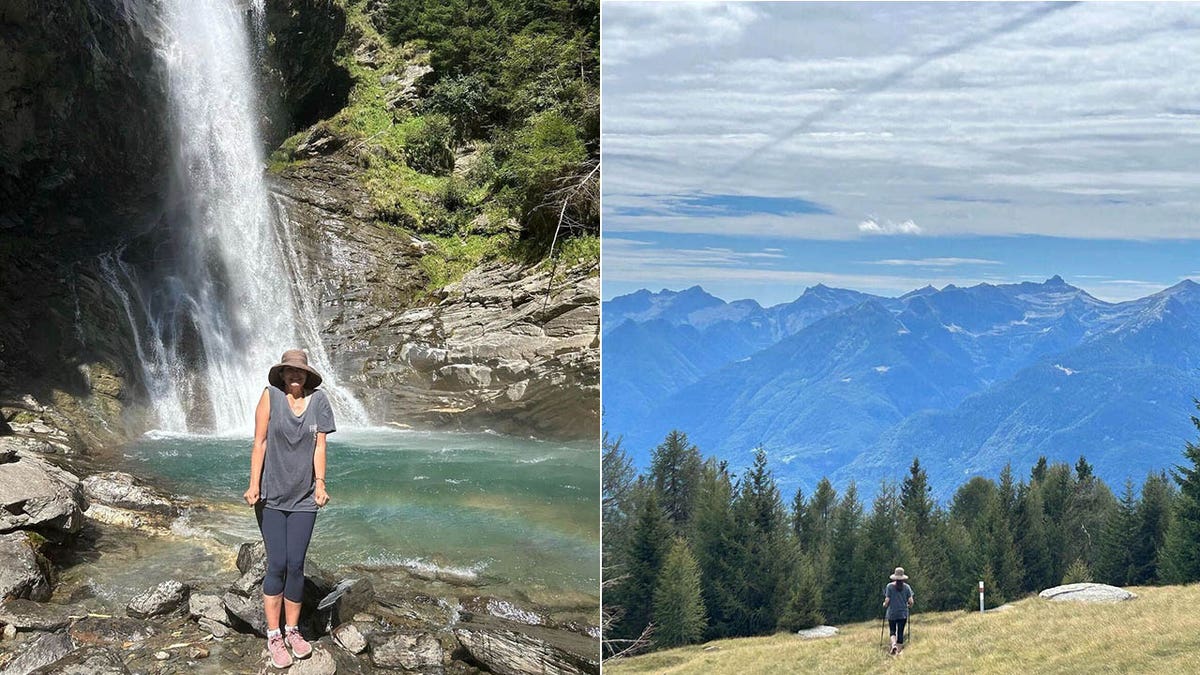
{"left": 606, "top": 585, "right": 1200, "bottom": 674}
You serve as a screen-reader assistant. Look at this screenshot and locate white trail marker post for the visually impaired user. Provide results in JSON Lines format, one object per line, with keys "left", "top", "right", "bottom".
{"left": 979, "top": 580, "right": 985, "bottom": 612}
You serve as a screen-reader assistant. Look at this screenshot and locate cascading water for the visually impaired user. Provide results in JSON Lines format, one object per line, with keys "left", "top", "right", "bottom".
{"left": 99, "top": 0, "right": 367, "bottom": 433}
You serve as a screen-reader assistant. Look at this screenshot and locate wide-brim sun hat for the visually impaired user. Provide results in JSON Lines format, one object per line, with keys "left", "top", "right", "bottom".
{"left": 268, "top": 349, "right": 324, "bottom": 389}
{"left": 890, "top": 567, "right": 909, "bottom": 581}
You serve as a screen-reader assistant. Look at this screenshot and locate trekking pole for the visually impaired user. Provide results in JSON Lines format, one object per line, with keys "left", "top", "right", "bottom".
{"left": 879, "top": 615, "right": 885, "bottom": 652}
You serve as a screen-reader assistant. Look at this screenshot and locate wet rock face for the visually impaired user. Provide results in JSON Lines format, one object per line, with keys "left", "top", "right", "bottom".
{"left": 126, "top": 579, "right": 189, "bottom": 619}
{"left": 80, "top": 472, "right": 177, "bottom": 518}
{"left": 454, "top": 616, "right": 600, "bottom": 675}
{"left": 0, "top": 532, "right": 52, "bottom": 602}
{"left": 2, "top": 630, "right": 75, "bottom": 675}
{"left": 0, "top": 0, "right": 170, "bottom": 400}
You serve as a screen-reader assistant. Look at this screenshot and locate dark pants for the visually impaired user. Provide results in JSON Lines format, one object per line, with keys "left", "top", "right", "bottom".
{"left": 889, "top": 618, "right": 907, "bottom": 644}
{"left": 255, "top": 503, "right": 317, "bottom": 603}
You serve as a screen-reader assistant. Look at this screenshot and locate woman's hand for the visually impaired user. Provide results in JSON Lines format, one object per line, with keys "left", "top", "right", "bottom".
{"left": 243, "top": 486, "right": 259, "bottom": 506}
{"left": 314, "top": 486, "right": 330, "bottom": 508}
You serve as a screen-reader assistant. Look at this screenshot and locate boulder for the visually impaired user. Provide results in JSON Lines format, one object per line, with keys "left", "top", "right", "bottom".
{"left": 0, "top": 531, "right": 52, "bottom": 601}
{"left": 0, "top": 599, "right": 88, "bottom": 631}
{"left": 236, "top": 540, "right": 267, "bottom": 576}
{"left": 198, "top": 617, "right": 232, "bottom": 638}
{"left": 368, "top": 631, "right": 446, "bottom": 672}
{"left": 0, "top": 450, "right": 85, "bottom": 533}
{"left": 0, "top": 436, "right": 57, "bottom": 459}
{"left": 281, "top": 645, "right": 337, "bottom": 675}
{"left": 27, "top": 645, "right": 130, "bottom": 674}
{"left": 188, "top": 592, "right": 228, "bottom": 624}
{"left": 80, "top": 472, "right": 177, "bottom": 517}
{"left": 315, "top": 577, "right": 374, "bottom": 627}
{"left": 67, "top": 616, "right": 156, "bottom": 646}
{"left": 331, "top": 622, "right": 366, "bottom": 654}
{"left": 222, "top": 591, "right": 267, "bottom": 636}
{"left": 796, "top": 625, "right": 839, "bottom": 639}
{"left": 1, "top": 630, "right": 74, "bottom": 675}
{"left": 454, "top": 617, "right": 599, "bottom": 675}
{"left": 1038, "top": 583, "right": 1137, "bottom": 603}
{"left": 126, "top": 579, "right": 188, "bottom": 618}
{"left": 459, "top": 596, "right": 545, "bottom": 626}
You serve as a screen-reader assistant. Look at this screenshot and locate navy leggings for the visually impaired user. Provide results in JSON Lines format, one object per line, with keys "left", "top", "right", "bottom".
{"left": 255, "top": 504, "right": 317, "bottom": 602}
{"left": 889, "top": 618, "right": 908, "bottom": 644}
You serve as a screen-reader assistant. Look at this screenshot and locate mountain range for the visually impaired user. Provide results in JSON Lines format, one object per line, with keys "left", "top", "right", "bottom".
{"left": 603, "top": 277, "right": 1200, "bottom": 498}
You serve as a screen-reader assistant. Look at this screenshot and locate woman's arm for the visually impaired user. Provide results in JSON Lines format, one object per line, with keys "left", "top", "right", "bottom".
{"left": 313, "top": 432, "right": 329, "bottom": 507}
{"left": 243, "top": 389, "right": 269, "bottom": 505}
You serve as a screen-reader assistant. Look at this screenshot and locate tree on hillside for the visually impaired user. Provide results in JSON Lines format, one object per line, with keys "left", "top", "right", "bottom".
{"left": 778, "top": 555, "right": 824, "bottom": 631}
{"left": 1132, "top": 471, "right": 1173, "bottom": 584}
{"left": 856, "top": 483, "right": 904, "bottom": 621}
{"left": 652, "top": 538, "right": 707, "bottom": 648}
{"left": 611, "top": 488, "right": 670, "bottom": 641}
{"left": 1013, "top": 481, "right": 1053, "bottom": 592}
{"left": 1161, "top": 402, "right": 1200, "bottom": 583}
{"left": 649, "top": 430, "right": 703, "bottom": 535}
{"left": 690, "top": 459, "right": 738, "bottom": 640}
{"left": 1096, "top": 479, "right": 1138, "bottom": 586}
{"left": 601, "top": 433, "right": 636, "bottom": 565}
{"left": 723, "top": 448, "right": 793, "bottom": 636}
{"left": 800, "top": 478, "right": 838, "bottom": 562}
{"left": 822, "top": 481, "right": 863, "bottom": 624}
{"left": 901, "top": 458, "right": 934, "bottom": 542}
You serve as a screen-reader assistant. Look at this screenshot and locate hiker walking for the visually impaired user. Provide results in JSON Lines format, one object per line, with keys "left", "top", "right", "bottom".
{"left": 882, "top": 567, "right": 914, "bottom": 655}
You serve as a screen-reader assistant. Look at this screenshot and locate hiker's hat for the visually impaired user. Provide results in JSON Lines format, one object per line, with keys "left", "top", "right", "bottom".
{"left": 268, "top": 349, "right": 324, "bottom": 389}
{"left": 890, "top": 567, "right": 909, "bottom": 581}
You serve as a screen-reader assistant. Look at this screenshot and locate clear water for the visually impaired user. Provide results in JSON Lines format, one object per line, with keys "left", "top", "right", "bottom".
{"left": 119, "top": 428, "right": 600, "bottom": 605}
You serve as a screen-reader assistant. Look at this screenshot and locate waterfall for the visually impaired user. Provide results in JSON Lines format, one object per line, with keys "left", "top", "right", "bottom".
{"left": 100, "top": 0, "right": 367, "bottom": 433}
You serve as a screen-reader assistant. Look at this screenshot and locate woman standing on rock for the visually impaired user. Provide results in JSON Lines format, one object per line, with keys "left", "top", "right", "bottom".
{"left": 243, "top": 349, "right": 336, "bottom": 669}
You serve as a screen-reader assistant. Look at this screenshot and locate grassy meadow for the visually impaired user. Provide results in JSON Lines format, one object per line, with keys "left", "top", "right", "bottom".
{"left": 606, "top": 584, "right": 1200, "bottom": 674}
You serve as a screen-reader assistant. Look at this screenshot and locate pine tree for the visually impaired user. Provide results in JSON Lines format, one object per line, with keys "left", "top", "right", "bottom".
{"left": 900, "top": 457, "right": 934, "bottom": 542}
{"left": 724, "top": 448, "right": 792, "bottom": 636}
{"left": 612, "top": 488, "right": 670, "bottom": 640}
{"left": 649, "top": 430, "right": 703, "bottom": 534}
{"left": 1161, "top": 402, "right": 1200, "bottom": 583}
{"left": 802, "top": 478, "right": 838, "bottom": 560}
{"left": 973, "top": 491, "right": 1024, "bottom": 601}
{"left": 602, "top": 433, "right": 637, "bottom": 569}
{"left": 778, "top": 555, "right": 824, "bottom": 631}
{"left": 1013, "top": 481, "right": 1053, "bottom": 593}
{"left": 1132, "top": 471, "right": 1173, "bottom": 584}
{"left": 856, "top": 483, "right": 902, "bottom": 621}
{"left": 652, "top": 538, "right": 707, "bottom": 648}
{"left": 822, "top": 481, "right": 863, "bottom": 624}
{"left": 690, "top": 459, "right": 738, "bottom": 640}
{"left": 1095, "top": 479, "right": 1138, "bottom": 586}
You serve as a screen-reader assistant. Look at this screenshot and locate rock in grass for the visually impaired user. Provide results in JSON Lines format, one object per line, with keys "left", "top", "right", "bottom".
{"left": 1038, "top": 583, "right": 1137, "bottom": 603}
{"left": 796, "top": 625, "right": 839, "bottom": 639}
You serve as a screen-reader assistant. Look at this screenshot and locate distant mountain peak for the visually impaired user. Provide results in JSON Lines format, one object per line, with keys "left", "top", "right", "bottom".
{"left": 1046, "top": 274, "right": 1067, "bottom": 286}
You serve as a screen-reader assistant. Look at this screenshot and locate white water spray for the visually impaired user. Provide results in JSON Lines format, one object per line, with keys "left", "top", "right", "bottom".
{"left": 100, "top": 0, "right": 367, "bottom": 433}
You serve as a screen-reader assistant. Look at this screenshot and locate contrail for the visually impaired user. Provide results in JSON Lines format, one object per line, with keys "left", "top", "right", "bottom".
{"left": 710, "top": 2, "right": 1079, "bottom": 185}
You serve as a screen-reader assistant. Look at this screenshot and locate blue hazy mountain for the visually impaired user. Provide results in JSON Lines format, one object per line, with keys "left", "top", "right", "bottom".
{"left": 603, "top": 278, "right": 1200, "bottom": 498}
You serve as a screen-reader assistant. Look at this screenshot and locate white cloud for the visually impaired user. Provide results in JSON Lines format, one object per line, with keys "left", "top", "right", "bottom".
{"left": 868, "top": 258, "right": 1001, "bottom": 267}
{"left": 858, "top": 218, "right": 922, "bottom": 235}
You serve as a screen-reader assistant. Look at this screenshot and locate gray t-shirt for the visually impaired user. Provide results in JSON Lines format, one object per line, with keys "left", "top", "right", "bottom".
{"left": 884, "top": 582, "right": 913, "bottom": 620}
{"left": 260, "top": 386, "right": 335, "bottom": 512}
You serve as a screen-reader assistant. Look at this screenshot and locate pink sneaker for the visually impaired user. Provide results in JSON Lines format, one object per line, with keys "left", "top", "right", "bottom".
{"left": 267, "top": 633, "right": 293, "bottom": 668}
{"left": 285, "top": 627, "right": 312, "bottom": 659}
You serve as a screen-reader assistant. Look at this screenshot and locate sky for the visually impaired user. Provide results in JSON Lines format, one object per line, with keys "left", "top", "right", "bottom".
{"left": 601, "top": 2, "right": 1200, "bottom": 306}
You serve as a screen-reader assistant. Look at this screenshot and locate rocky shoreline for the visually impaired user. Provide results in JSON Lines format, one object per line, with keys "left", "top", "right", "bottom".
{"left": 0, "top": 433, "right": 599, "bottom": 675}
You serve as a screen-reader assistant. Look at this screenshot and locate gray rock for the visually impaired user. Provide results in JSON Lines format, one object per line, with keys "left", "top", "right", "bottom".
{"left": 1038, "top": 583, "right": 1137, "bottom": 603}
{"left": 0, "top": 532, "right": 52, "bottom": 601}
{"left": 80, "top": 471, "right": 177, "bottom": 517}
{"left": 286, "top": 645, "right": 337, "bottom": 675}
{"left": 459, "top": 596, "right": 545, "bottom": 626}
{"left": 796, "top": 625, "right": 839, "bottom": 639}
{"left": 67, "top": 616, "right": 156, "bottom": 646}
{"left": 368, "top": 631, "right": 446, "bottom": 672}
{"left": 1, "top": 630, "right": 74, "bottom": 675}
{"left": 315, "top": 577, "right": 374, "bottom": 627}
{"left": 0, "top": 450, "right": 85, "bottom": 533}
{"left": 222, "top": 591, "right": 267, "bottom": 636}
{"left": 27, "top": 645, "right": 129, "bottom": 674}
{"left": 126, "top": 579, "right": 188, "bottom": 618}
{"left": 454, "top": 617, "right": 599, "bottom": 675}
{"left": 236, "top": 541, "right": 267, "bottom": 577}
{"left": 188, "top": 592, "right": 228, "bottom": 624}
{"left": 0, "top": 436, "right": 55, "bottom": 459}
{"left": 198, "top": 617, "right": 232, "bottom": 638}
{"left": 0, "top": 599, "right": 89, "bottom": 631}
{"left": 331, "top": 622, "right": 366, "bottom": 654}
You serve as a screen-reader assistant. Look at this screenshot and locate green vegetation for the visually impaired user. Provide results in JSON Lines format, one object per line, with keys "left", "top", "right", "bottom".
{"left": 269, "top": 0, "right": 598, "bottom": 292}
{"left": 603, "top": 410, "right": 1200, "bottom": 658}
